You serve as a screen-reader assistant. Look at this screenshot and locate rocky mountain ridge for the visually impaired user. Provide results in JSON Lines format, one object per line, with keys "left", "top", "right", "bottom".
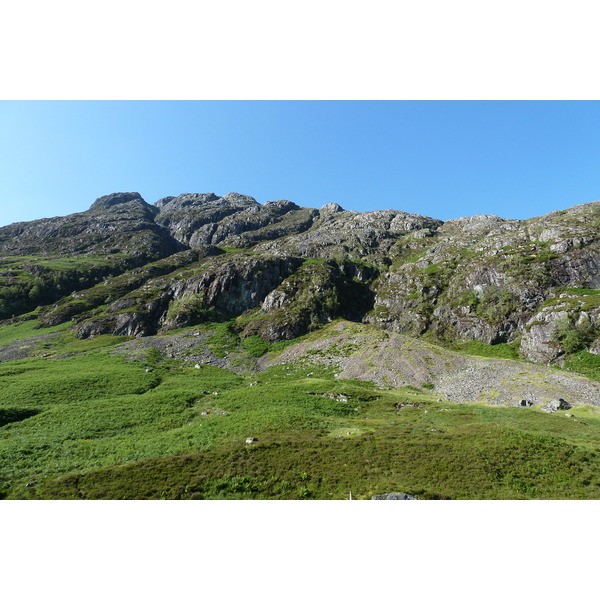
{"left": 2, "top": 191, "right": 600, "bottom": 369}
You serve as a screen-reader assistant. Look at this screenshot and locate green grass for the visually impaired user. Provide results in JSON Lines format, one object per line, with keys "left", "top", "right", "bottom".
{"left": 0, "top": 352, "right": 158, "bottom": 412}
{"left": 10, "top": 391, "right": 600, "bottom": 500}
{"left": 560, "top": 287, "right": 600, "bottom": 296}
{"left": 542, "top": 287, "right": 600, "bottom": 312}
{"left": 447, "top": 340, "right": 521, "bottom": 360}
{"left": 240, "top": 335, "right": 271, "bottom": 357}
{"left": 563, "top": 351, "right": 600, "bottom": 382}
{"left": 0, "top": 335, "right": 599, "bottom": 500}
{"left": 0, "top": 318, "right": 71, "bottom": 347}
{"left": 47, "top": 333, "right": 131, "bottom": 353}
{"left": 206, "top": 321, "right": 241, "bottom": 358}
{"left": 418, "top": 263, "right": 441, "bottom": 274}
{"left": 1, "top": 318, "right": 600, "bottom": 500}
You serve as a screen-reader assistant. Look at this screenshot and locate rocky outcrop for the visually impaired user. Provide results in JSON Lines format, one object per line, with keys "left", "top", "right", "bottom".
{"left": 543, "top": 398, "right": 572, "bottom": 412}
{"left": 154, "top": 193, "right": 258, "bottom": 245}
{"left": 89, "top": 192, "right": 150, "bottom": 212}
{"left": 187, "top": 202, "right": 316, "bottom": 249}
{"left": 320, "top": 202, "right": 344, "bottom": 213}
{"left": 75, "top": 253, "right": 304, "bottom": 338}
{"left": 0, "top": 192, "right": 176, "bottom": 259}
{"left": 256, "top": 208, "right": 442, "bottom": 262}
{"left": 3, "top": 190, "right": 600, "bottom": 369}
{"left": 520, "top": 308, "right": 570, "bottom": 364}
{"left": 152, "top": 192, "right": 318, "bottom": 249}
{"left": 162, "top": 254, "right": 304, "bottom": 327}
{"left": 240, "top": 260, "right": 377, "bottom": 341}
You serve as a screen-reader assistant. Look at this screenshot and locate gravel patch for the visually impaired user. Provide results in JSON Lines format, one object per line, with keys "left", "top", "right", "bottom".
{"left": 265, "top": 322, "right": 600, "bottom": 408}
{"left": 0, "top": 332, "right": 64, "bottom": 362}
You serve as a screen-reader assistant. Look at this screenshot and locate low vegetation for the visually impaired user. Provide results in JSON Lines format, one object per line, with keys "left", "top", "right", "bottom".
{"left": 447, "top": 339, "right": 521, "bottom": 360}
{"left": 1, "top": 325, "right": 599, "bottom": 500}
{"left": 563, "top": 351, "right": 600, "bottom": 382}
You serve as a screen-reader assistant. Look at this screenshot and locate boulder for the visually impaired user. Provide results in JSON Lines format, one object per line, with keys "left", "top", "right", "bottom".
{"left": 371, "top": 492, "right": 416, "bottom": 500}
{"left": 543, "top": 398, "right": 572, "bottom": 412}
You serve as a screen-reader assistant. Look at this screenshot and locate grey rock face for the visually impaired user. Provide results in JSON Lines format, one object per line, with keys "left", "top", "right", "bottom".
{"left": 265, "top": 200, "right": 299, "bottom": 210}
{"left": 188, "top": 204, "right": 315, "bottom": 249}
{"left": 320, "top": 202, "right": 344, "bottom": 213}
{"left": 154, "top": 192, "right": 259, "bottom": 245}
{"left": 152, "top": 192, "right": 317, "bottom": 249}
{"left": 75, "top": 253, "right": 304, "bottom": 338}
{"left": 155, "top": 196, "right": 176, "bottom": 208}
{"left": 520, "top": 309, "right": 569, "bottom": 364}
{"left": 0, "top": 192, "right": 174, "bottom": 259}
{"left": 256, "top": 208, "right": 442, "bottom": 262}
{"left": 444, "top": 214, "right": 513, "bottom": 232}
{"left": 89, "top": 192, "right": 145, "bottom": 211}
{"left": 165, "top": 254, "right": 303, "bottom": 320}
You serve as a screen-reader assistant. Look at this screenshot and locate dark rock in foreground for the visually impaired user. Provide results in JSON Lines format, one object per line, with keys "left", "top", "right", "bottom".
{"left": 543, "top": 398, "right": 573, "bottom": 412}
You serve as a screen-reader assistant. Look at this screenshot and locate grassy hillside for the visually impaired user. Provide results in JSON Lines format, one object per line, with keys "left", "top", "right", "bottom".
{"left": 1, "top": 321, "right": 600, "bottom": 500}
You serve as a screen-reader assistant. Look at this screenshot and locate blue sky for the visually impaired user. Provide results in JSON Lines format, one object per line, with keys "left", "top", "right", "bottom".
{"left": 1, "top": 101, "right": 599, "bottom": 227}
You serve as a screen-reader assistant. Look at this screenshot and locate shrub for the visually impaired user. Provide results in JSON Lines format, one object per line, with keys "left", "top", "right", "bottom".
{"left": 146, "top": 347, "right": 162, "bottom": 365}
{"left": 240, "top": 336, "right": 270, "bottom": 358}
{"left": 555, "top": 317, "right": 597, "bottom": 355}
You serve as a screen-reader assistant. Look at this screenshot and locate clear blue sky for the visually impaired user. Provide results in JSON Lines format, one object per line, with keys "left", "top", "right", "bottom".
{"left": 1, "top": 101, "right": 599, "bottom": 227}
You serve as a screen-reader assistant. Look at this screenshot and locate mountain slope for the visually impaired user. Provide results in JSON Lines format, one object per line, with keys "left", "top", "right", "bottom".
{"left": 3, "top": 191, "right": 600, "bottom": 365}
{"left": 2, "top": 191, "right": 600, "bottom": 499}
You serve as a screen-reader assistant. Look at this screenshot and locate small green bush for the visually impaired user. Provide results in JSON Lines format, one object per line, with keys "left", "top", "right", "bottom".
{"left": 146, "top": 347, "right": 162, "bottom": 365}
{"left": 207, "top": 321, "right": 240, "bottom": 358}
{"left": 240, "top": 336, "right": 270, "bottom": 358}
{"left": 555, "top": 317, "right": 597, "bottom": 355}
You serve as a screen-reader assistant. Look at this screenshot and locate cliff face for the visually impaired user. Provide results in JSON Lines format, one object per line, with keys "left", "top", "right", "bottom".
{"left": 2, "top": 191, "right": 600, "bottom": 366}
{"left": 366, "top": 205, "right": 600, "bottom": 362}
